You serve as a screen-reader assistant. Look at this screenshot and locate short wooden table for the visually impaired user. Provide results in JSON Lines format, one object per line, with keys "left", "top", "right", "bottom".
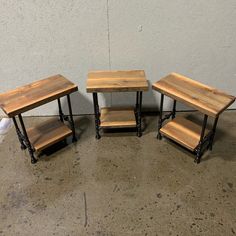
{"left": 0, "top": 74, "right": 78, "bottom": 164}
{"left": 86, "top": 70, "right": 149, "bottom": 138}
{"left": 152, "top": 73, "right": 235, "bottom": 163}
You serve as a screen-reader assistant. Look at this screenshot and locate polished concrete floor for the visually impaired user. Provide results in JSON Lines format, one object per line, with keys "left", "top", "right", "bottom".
{"left": 0, "top": 111, "right": 235, "bottom": 236}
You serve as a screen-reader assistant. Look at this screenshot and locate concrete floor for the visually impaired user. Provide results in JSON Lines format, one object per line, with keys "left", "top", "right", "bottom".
{"left": 0, "top": 111, "right": 235, "bottom": 236}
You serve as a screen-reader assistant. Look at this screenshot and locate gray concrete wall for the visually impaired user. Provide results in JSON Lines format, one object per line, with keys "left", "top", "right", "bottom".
{"left": 0, "top": 0, "right": 235, "bottom": 116}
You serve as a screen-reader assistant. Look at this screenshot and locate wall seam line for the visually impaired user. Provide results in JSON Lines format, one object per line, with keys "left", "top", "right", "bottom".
{"left": 106, "top": 0, "right": 113, "bottom": 105}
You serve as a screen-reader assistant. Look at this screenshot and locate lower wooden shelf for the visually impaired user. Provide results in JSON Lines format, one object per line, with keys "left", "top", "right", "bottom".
{"left": 100, "top": 107, "right": 137, "bottom": 128}
{"left": 160, "top": 116, "right": 209, "bottom": 151}
{"left": 27, "top": 119, "right": 72, "bottom": 152}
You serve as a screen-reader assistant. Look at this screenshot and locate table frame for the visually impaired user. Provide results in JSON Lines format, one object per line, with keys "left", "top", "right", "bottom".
{"left": 157, "top": 93, "right": 219, "bottom": 163}
{"left": 11, "top": 94, "right": 77, "bottom": 164}
{"left": 92, "top": 91, "right": 143, "bottom": 139}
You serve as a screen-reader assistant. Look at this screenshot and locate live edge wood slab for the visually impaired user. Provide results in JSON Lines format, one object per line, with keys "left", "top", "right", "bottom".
{"left": 152, "top": 73, "right": 235, "bottom": 118}
{"left": 0, "top": 74, "right": 78, "bottom": 118}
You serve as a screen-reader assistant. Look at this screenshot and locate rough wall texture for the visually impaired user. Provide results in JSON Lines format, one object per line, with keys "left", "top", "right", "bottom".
{"left": 0, "top": 0, "right": 235, "bottom": 115}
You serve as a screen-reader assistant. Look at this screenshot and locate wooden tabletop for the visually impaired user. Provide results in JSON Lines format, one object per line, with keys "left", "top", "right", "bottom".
{"left": 152, "top": 73, "right": 235, "bottom": 117}
{"left": 86, "top": 70, "right": 149, "bottom": 93}
{"left": 0, "top": 74, "right": 78, "bottom": 117}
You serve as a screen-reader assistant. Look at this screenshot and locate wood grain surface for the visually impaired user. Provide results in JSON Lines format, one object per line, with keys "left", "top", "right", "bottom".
{"left": 0, "top": 74, "right": 78, "bottom": 117}
{"left": 100, "top": 107, "right": 136, "bottom": 128}
{"left": 152, "top": 73, "right": 235, "bottom": 117}
{"left": 27, "top": 119, "right": 72, "bottom": 152}
{"left": 160, "top": 116, "right": 209, "bottom": 151}
{"left": 87, "top": 70, "right": 149, "bottom": 93}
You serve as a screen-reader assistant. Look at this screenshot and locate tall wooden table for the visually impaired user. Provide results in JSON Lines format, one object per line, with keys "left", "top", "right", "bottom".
{"left": 152, "top": 73, "right": 235, "bottom": 163}
{"left": 0, "top": 74, "right": 78, "bottom": 164}
{"left": 86, "top": 70, "right": 149, "bottom": 138}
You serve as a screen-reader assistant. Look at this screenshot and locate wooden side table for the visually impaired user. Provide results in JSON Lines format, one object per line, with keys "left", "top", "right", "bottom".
{"left": 152, "top": 73, "right": 235, "bottom": 163}
{"left": 0, "top": 74, "right": 78, "bottom": 164}
{"left": 86, "top": 70, "right": 149, "bottom": 138}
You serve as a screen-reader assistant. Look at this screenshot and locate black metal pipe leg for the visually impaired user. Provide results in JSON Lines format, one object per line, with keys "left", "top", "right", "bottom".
{"left": 137, "top": 91, "right": 143, "bottom": 137}
{"left": 135, "top": 91, "right": 139, "bottom": 113}
{"left": 195, "top": 148, "right": 202, "bottom": 164}
{"left": 67, "top": 94, "right": 77, "bottom": 142}
{"left": 12, "top": 117, "right": 26, "bottom": 150}
{"left": 57, "top": 98, "right": 64, "bottom": 123}
{"left": 172, "top": 100, "right": 176, "bottom": 119}
{"left": 93, "top": 93, "right": 101, "bottom": 139}
{"left": 18, "top": 114, "right": 37, "bottom": 164}
{"left": 157, "top": 94, "right": 164, "bottom": 140}
{"left": 208, "top": 117, "right": 219, "bottom": 151}
{"left": 195, "top": 114, "right": 208, "bottom": 164}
